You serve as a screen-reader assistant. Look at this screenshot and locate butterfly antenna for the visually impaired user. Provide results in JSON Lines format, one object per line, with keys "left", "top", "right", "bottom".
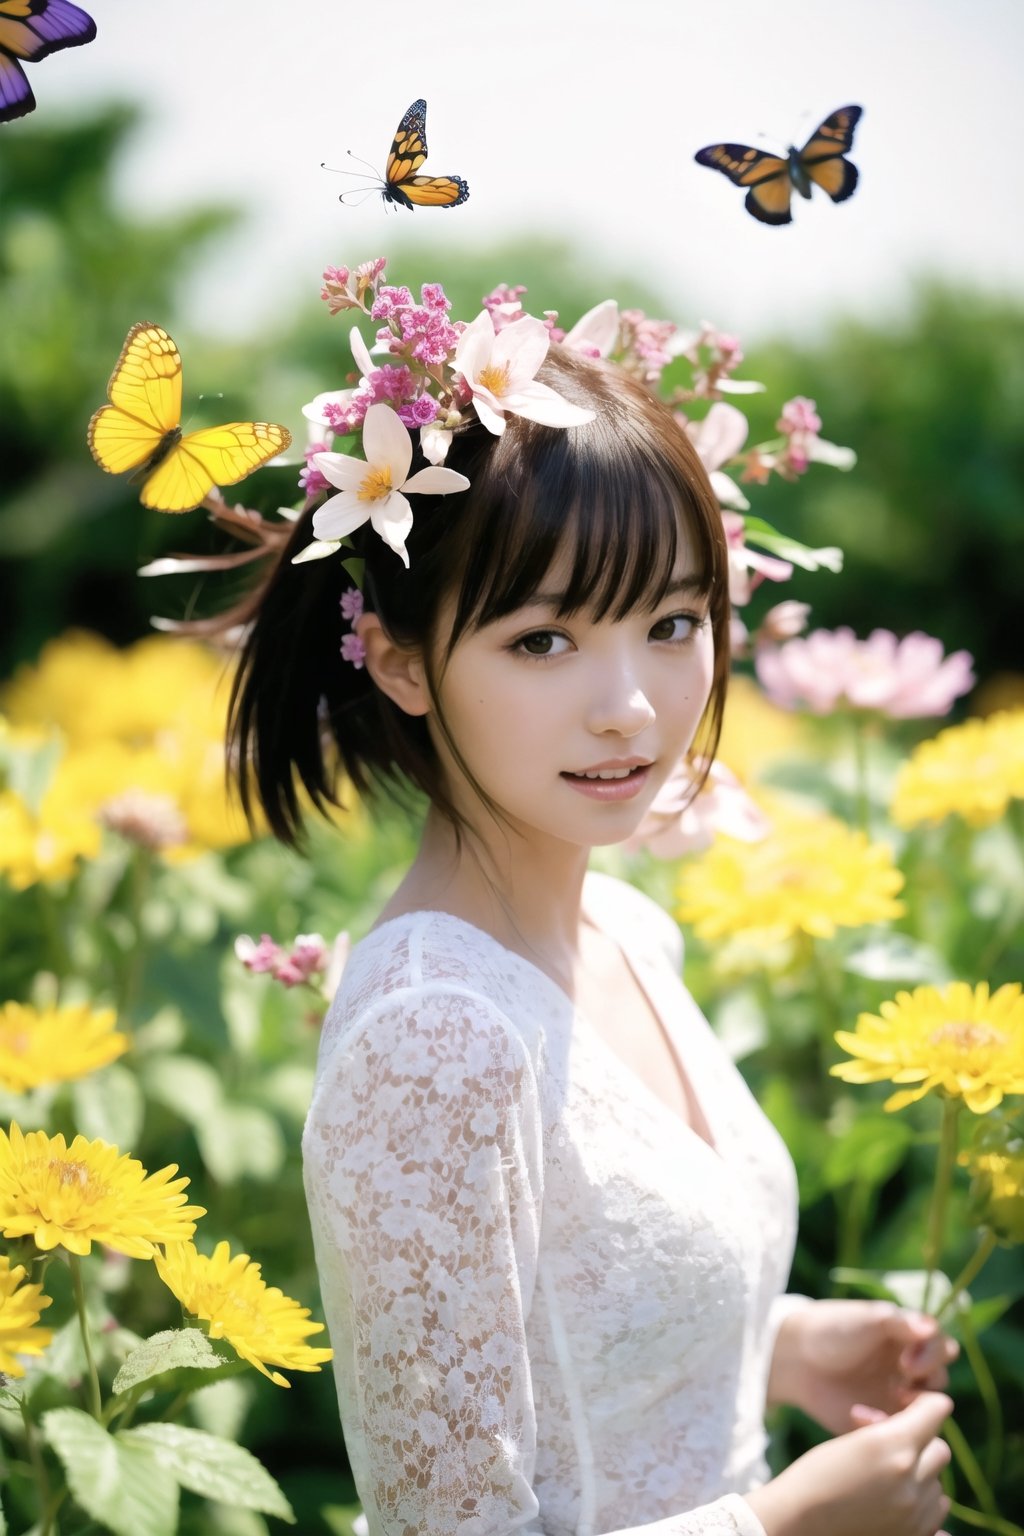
{"left": 337, "top": 186, "right": 378, "bottom": 208}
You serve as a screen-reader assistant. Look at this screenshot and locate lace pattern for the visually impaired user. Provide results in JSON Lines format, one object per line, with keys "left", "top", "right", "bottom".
{"left": 303, "top": 874, "right": 797, "bottom": 1535}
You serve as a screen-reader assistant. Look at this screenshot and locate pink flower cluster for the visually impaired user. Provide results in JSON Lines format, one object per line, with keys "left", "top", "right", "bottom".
{"left": 481, "top": 282, "right": 564, "bottom": 340}
{"left": 320, "top": 258, "right": 388, "bottom": 315}
{"left": 340, "top": 585, "right": 366, "bottom": 668}
{"left": 618, "top": 308, "right": 678, "bottom": 382}
{"left": 755, "top": 627, "right": 975, "bottom": 719}
{"left": 235, "top": 932, "right": 330, "bottom": 987}
{"left": 678, "top": 321, "right": 755, "bottom": 398}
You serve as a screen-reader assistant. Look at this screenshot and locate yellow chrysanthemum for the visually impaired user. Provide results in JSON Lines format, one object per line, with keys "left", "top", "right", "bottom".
{"left": 0, "top": 1002, "right": 128, "bottom": 1093}
{"left": 1, "top": 632, "right": 263, "bottom": 858}
{"left": 891, "top": 708, "right": 1024, "bottom": 829}
{"left": 676, "top": 804, "right": 905, "bottom": 943}
{"left": 0, "top": 1124, "right": 205, "bottom": 1259}
{"left": 0, "top": 1254, "right": 53, "bottom": 1377}
{"left": 155, "top": 1240, "right": 333, "bottom": 1387}
{"left": 0, "top": 787, "right": 101, "bottom": 890}
{"left": 831, "top": 982, "right": 1024, "bottom": 1113}
{"left": 1, "top": 631, "right": 227, "bottom": 749}
{"left": 962, "top": 1136, "right": 1024, "bottom": 1244}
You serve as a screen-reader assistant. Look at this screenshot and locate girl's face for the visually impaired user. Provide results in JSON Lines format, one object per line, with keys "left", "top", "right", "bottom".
{"left": 428, "top": 523, "right": 715, "bottom": 852}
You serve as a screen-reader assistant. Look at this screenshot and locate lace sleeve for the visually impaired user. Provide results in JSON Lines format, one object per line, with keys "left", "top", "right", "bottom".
{"left": 304, "top": 986, "right": 545, "bottom": 1534}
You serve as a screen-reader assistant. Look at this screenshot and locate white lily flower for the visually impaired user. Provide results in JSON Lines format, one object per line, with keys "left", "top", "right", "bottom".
{"left": 454, "top": 311, "right": 596, "bottom": 436}
{"left": 563, "top": 299, "right": 620, "bottom": 358}
{"left": 686, "top": 402, "right": 751, "bottom": 511}
{"left": 310, "top": 404, "right": 469, "bottom": 567}
{"left": 420, "top": 422, "right": 454, "bottom": 465}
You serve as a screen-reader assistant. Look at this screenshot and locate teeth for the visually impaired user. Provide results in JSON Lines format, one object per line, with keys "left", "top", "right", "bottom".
{"left": 579, "top": 768, "right": 634, "bottom": 780}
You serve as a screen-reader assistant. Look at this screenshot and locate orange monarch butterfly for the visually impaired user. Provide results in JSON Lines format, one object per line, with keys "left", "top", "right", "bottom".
{"left": 695, "top": 105, "right": 863, "bottom": 225}
{"left": 88, "top": 322, "right": 291, "bottom": 513}
{"left": 326, "top": 98, "right": 469, "bottom": 210}
{"left": 0, "top": 0, "right": 96, "bottom": 124}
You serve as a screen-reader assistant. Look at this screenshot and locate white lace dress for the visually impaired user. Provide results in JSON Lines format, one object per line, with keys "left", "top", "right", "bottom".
{"left": 303, "top": 873, "right": 801, "bottom": 1536}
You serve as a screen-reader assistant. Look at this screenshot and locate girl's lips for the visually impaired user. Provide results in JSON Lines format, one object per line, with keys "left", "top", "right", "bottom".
{"left": 560, "top": 765, "right": 652, "bottom": 801}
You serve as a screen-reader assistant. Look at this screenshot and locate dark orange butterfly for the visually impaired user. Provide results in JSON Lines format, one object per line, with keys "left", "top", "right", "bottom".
{"left": 695, "top": 105, "right": 863, "bottom": 225}
{"left": 327, "top": 98, "right": 469, "bottom": 210}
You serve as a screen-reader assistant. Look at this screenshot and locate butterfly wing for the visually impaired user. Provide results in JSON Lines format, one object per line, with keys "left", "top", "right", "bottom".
{"left": 0, "top": 48, "right": 32, "bottom": 119}
{"left": 0, "top": 0, "right": 96, "bottom": 59}
{"left": 88, "top": 322, "right": 182, "bottom": 476}
{"left": 141, "top": 423, "right": 292, "bottom": 513}
{"left": 383, "top": 98, "right": 469, "bottom": 209}
{"left": 797, "top": 104, "right": 862, "bottom": 204}
{"left": 695, "top": 142, "right": 793, "bottom": 225}
{"left": 401, "top": 173, "right": 470, "bottom": 208}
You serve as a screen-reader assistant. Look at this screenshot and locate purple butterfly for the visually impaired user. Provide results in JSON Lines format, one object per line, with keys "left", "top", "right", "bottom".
{"left": 0, "top": 0, "right": 96, "bottom": 125}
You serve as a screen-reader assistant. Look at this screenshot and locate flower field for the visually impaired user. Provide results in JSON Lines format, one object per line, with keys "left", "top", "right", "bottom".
{"left": 1, "top": 623, "right": 1022, "bottom": 1533}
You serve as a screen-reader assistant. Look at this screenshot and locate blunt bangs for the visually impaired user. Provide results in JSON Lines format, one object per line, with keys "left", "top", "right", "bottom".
{"left": 443, "top": 352, "right": 723, "bottom": 651}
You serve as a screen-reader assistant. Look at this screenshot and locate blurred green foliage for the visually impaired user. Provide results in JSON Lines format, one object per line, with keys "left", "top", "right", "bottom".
{"left": 1, "top": 103, "right": 1021, "bottom": 688}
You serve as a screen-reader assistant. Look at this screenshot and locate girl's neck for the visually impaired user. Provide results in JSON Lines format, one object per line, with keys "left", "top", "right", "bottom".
{"left": 377, "top": 805, "right": 591, "bottom": 995}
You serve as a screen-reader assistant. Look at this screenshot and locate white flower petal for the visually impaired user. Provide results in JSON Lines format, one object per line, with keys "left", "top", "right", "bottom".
{"left": 472, "top": 395, "right": 507, "bottom": 435}
{"left": 807, "top": 437, "right": 857, "bottom": 470}
{"left": 313, "top": 451, "right": 369, "bottom": 493}
{"left": 349, "top": 326, "right": 374, "bottom": 378}
{"left": 454, "top": 311, "right": 498, "bottom": 380}
{"left": 420, "top": 425, "right": 453, "bottom": 465}
{"left": 361, "top": 404, "right": 413, "bottom": 484}
{"left": 291, "top": 538, "right": 342, "bottom": 564}
{"left": 312, "top": 491, "right": 370, "bottom": 541}
{"left": 502, "top": 381, "right": 596, "bottom": 428}
{"left": 716, "top": 378, "right": 766, "bottom": 395}
{"left": 302, "top": 390, "right": 351, "bottom": 426}
{"left": 403, "top": 466, "right": 471, "bottom": 496}
{"left": 697, "top": 401, "right": 749, "bottom": 469}
{"left": 563, "top": 299, "right": 619, "bottom": 357}
{"left": 710, "top": 470, "right": 750, "bottom": 511}
{"left": 370, "top": 492, "right": 414, "bottom": 567}
{"left": 495, "top": 314, "right": 550, "bottom": 385}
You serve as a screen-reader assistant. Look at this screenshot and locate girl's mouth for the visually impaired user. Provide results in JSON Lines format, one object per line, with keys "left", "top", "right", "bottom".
{"left": 560, "top": 765, "right": 651, "bottom": 801}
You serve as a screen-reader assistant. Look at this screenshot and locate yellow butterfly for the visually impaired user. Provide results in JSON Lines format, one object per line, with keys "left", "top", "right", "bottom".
{"left": 695, "top": 105, "right": 863, "bottom": 225}
{"left": 88, "top": 322, "right": 292, "bottom": 512}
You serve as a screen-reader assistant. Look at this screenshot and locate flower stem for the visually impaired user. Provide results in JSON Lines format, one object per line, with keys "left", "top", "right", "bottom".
{"left": 936, "top": 1229, "right": 999, "bottom": 1323}
{"left": 945, "top": 1415, "right": 998, "bottom": 1518}
{"left": 948, "top": 1502, "right": 1024, "bottom": 1536}
{"left": 69, "top": 1255, "right": 103, "bottom": 1420}
{"left": 960, "top": 1303, "right": 1004, "bottom": 1485}
{"left": 851, "top": 716, "right": 870, "bottom": 834}
{"left": 20, "top": 1391, "right": 52, "bottom": 1531}
{"left": 923, "top": 1096, "right": 961, "bottom": 1313}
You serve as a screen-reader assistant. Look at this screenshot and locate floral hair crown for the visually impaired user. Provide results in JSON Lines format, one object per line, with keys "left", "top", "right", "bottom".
{"left": 140, "top": 255, "right": 854, "bottom": 666}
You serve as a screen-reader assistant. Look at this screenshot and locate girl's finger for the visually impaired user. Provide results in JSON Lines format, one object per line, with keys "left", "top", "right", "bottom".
{"left": 916, "top": 1435, "right": 952, "bottom": 1481}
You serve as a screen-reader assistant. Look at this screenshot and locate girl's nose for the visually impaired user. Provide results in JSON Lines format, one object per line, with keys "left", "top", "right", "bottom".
{"left": 585, "top": 668, "right": 656, "bottom": 738}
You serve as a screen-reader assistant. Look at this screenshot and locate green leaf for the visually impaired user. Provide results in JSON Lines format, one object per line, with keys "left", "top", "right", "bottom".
{"left": 140, "top": 1054, "right": 223, "bottom": 1127}
{"left": 120, "top": 1423, "right": 295, "bottom": 1522}
{"left": 842, "top": 934, "right": 951, "bottom": 984}
{"left": 822, "top": 1115, "right": 913, "bottom": 1191}
{"left": 323, "top": 1505, "right": 367, "bottom": 1536}
{"left": 110, "top": 1328, "right": 243, "bottom": 1412}
{"left": 196, "top": 1101, "right": 285, "bottom": 1184}
{"left": 71, "top": 1061, "right": 144, "bottom": 1151}
{"left": 42, "top": 1406, "right": 180, "bottom": 1536}
{"left": 741, "top": 515, "right": 844, "bottom": 573}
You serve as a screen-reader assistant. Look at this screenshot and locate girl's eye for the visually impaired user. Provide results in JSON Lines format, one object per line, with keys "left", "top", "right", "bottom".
{"left": 649, "top": 612, "right": 702, "bottom": 643}
{"left": 515, "top": 630, "right": 570, "bottom": 658}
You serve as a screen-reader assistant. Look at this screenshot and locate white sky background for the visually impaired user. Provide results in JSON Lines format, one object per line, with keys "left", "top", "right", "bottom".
{"left": 29, "top": 0, "right": 1024, "bottom": 342}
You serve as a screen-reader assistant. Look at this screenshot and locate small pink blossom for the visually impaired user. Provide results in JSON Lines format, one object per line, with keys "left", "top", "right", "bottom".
{"left": 778, "top": 396, "right": 822, "bottom": 436}
{"left": 320, "top": 258, "right": 387, "bottom": 315}
{"left": 756, "top": 601, "right": 812, "bottom": 645}
{"left": 755, "top": 628, "right": 976, "bottom": 718}
{"left": 678, "top": 320, "right": 764, "bottom": 398}
{"left": 722, "top": 511, "right": 793, "bottom": 607}
{"left": 370, "top": 285, "right": 414, "bottom": 320}
{"left": 627, "top": 757, "right": 772, "bottom": 859}
{"left": 299, "top": 441, "right": 332, "bottom": 496}
{"left": 341, "top": 632, "right": 367, "bottom": 669}
{"left": 482, "top": 283, "right": 527, "bottom": 329}
{"left": 398, "top": 394, "right": 440, "bottom": 428}
{"left": 340, "top": 587, "right": 364, "bottom": 623}
{"left": 619, "top": 308, "right": 677, "bottom": 382}
{"left": 235, "top": 934, "right": 284, "bottom": 974}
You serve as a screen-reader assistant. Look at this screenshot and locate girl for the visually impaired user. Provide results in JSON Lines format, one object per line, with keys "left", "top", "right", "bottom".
{"left": 230, "top": 292, "right": 956, "bottom": 1536}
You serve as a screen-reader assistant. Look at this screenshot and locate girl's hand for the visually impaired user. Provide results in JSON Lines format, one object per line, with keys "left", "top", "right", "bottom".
{"left": 768, "top": 1298, "right": 958, "bottom": 1435}
{"left": 745, "top": 1390, "right": 953, "bottom": 1536}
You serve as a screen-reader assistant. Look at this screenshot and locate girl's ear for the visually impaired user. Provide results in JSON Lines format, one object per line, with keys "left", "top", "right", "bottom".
{"left": 358, "top": 613, "right": 431, "bottom": 718}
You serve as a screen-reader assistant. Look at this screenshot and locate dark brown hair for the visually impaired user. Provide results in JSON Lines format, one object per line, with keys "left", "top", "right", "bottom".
{"left": 229, "top": 347, "right": 731, "bottom": 845}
